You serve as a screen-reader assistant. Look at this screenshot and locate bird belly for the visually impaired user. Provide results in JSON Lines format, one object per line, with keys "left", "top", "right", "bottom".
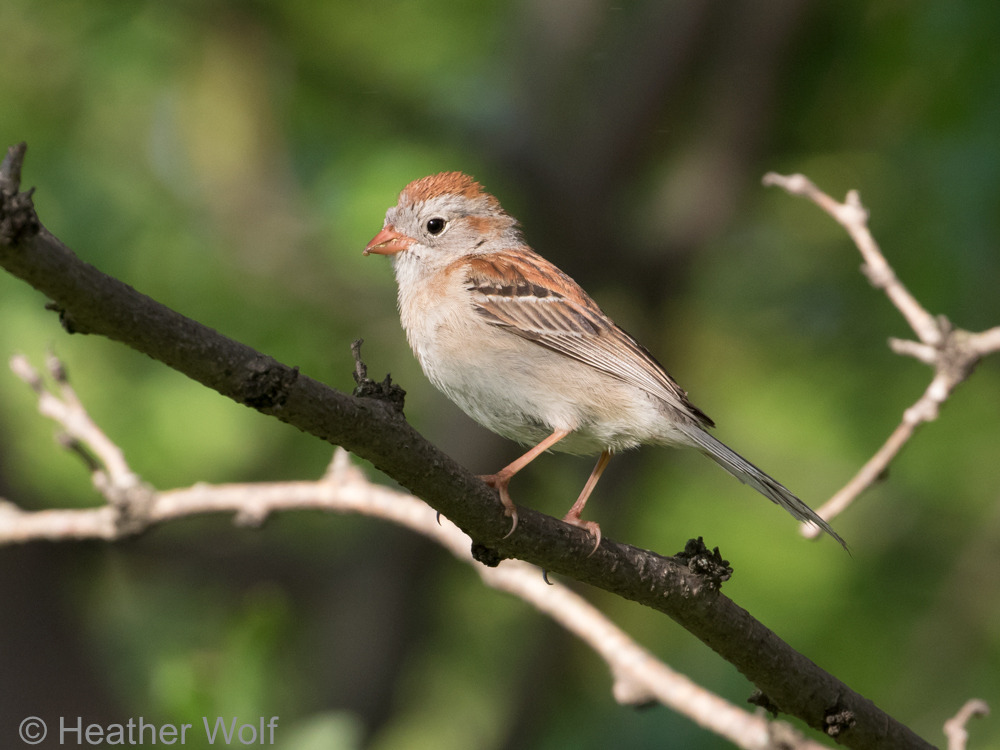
{"left": 414, "top": 321, "right": 673, "bottom": 454}
{"left": 396, "top": 270, "right": 691, "bottom": 454}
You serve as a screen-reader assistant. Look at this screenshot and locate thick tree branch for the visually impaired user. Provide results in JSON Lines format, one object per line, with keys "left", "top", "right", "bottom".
{"left": 0, "top": 144, "right": 935, "bottom": 749}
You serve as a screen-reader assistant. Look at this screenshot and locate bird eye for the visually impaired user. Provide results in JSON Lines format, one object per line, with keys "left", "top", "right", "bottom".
{"left": 425, "top": 217, "right": 447, "bottom": 235}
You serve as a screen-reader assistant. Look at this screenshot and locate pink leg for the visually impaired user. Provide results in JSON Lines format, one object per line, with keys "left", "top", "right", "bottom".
{"left": 562, "top": 450, "right": 612, "bottom": 554}
{"left": 479, "top": 429, "right": 571, "bottom": 537}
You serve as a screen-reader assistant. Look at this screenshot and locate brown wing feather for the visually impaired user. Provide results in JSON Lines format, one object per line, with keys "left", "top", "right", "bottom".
{"left": 459, "top": 252, "right": 714, "bottom": 428}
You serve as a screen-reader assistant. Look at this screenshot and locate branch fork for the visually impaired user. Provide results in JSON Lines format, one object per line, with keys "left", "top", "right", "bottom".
{"left": 9, "top": 353, "right": 154, "bottom": 535}
{"left": 763, "top": 172, "right": 1000, "bottom": 533}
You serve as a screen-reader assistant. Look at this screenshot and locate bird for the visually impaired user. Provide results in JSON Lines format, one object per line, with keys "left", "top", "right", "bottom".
{"left": 364, "top": 171, "right": 846, "bottom": 551}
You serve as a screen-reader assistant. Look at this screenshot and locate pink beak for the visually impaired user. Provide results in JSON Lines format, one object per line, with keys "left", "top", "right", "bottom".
{"left": 364, "top": 225, "right": 414, "bottom": 256}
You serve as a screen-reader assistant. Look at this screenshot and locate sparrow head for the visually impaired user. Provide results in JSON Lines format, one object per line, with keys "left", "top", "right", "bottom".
{"left": 364, "top": 172, "right": 523, "bottom": 270}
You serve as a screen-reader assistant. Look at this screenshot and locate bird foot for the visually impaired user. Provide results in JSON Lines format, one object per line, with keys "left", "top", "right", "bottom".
{"left": 477, "top": 473, "right": 518, "bottom": 538}
{"left": 562, "top": 513, "right": 601, "bottom": 556}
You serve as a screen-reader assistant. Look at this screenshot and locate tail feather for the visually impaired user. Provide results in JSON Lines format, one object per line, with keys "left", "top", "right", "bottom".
{"left": 679, "top": 426, "right": 847, "bottom": 550}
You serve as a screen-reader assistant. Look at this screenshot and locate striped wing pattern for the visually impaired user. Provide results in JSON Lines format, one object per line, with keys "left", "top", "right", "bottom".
{"left": 460, "top": 252, "right": 713, "bottom": 428}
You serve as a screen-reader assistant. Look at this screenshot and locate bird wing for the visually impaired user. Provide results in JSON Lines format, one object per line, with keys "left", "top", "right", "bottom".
{"left": 459, "top": 251, "right": 714, "bottom": 428}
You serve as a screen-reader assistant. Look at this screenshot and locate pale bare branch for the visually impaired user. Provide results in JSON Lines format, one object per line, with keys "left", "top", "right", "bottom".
{"left": 943, "top": 699, "right": 989, "bottom": 750}
{"left": 967, "top": 326, "right": 1000, "bottom": 355}
{"left": 9, "top": 353, "right": 154, "bottom": 532}
{"left": 763, "top": 172, "right": 1000, "bottom": 534}
{"left": 762, "top": 172, "right": 940, "bottom": 344}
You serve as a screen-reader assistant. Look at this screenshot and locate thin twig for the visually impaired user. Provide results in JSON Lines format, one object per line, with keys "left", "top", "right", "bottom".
{"left": 762, "top": 173, "right": 940, "bottom": 344}
{"left": 763, "top": 172, "right": 1000, "bottom": 533}
{"left": 943, "top": 699, "right": 989, "bottom": 750}
{"left": 9, "top": 354, "right": 154, "bottom": 533}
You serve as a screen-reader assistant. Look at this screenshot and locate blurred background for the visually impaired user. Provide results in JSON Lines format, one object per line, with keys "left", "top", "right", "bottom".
{"left": 1, "top": 1, "right": 999, "bottom": 748}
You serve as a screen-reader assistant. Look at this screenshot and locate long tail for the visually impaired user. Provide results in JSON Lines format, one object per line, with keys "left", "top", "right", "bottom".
{"left": 679, "top": 425, "right": 847, "bottom": 549}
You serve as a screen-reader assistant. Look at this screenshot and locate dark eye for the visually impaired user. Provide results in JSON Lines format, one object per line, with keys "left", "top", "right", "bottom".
{"left": 426, "top": 217, "right": 447, "bottom": 235}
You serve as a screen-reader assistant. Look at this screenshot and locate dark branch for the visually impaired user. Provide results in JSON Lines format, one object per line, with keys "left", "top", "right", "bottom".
{"left": 0, "top": 144, "right": 935, "bottom": 750}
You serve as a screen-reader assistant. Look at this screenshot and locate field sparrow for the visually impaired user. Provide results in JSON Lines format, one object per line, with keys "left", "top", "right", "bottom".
{"left": 365, "top": 172, "right": 846, "bottom": 551}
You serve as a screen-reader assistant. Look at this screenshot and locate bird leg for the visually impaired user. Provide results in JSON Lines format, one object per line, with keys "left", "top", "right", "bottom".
{"left": 478, "top": 428, "right": 571, "bottom": 537}
{"left": 562, "top": 450, "right": 612, "bottom": 555}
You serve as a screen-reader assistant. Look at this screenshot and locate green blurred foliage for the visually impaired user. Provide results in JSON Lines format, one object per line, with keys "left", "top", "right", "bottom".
{"left": 1, "top": 1, "right": 998, "bottom": 748}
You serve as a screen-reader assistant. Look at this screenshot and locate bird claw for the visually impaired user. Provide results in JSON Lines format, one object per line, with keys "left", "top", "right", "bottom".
{"left": 562, "top": 514, "right": 601, "bottom": 556}
{"left": 502, "top": 506, "right": 518, "bottom": 538}
{"left": 478, "top": 473, "right": 518, "bottom": 538}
